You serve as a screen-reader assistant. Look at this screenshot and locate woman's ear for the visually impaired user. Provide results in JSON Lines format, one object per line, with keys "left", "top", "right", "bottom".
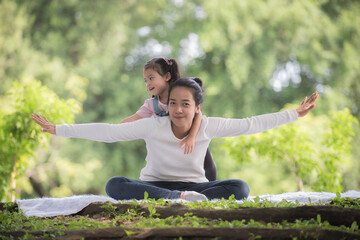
{"left": 195, "top": 104, "right": 201, "bottom": 114}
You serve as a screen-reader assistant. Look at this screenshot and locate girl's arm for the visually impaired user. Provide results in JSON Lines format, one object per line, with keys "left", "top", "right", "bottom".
{"left": 121, "top": 98, "right": 155, "bottom": 123}
{"left": 120, "top": 113, "right": 143, "bottom": 123}
{"left": 180, "top": 111, "right": 202, "bottom": 154}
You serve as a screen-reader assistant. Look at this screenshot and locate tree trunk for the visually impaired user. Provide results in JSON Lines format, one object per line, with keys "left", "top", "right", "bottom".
{"left": 296, "top": 174, "right": 304, "bottom": 191}
{"left": 294, "top": 162, "right": 304, "bottom": 191}
{"left": 29, "top": 176, "right": 47, "bottom": 197}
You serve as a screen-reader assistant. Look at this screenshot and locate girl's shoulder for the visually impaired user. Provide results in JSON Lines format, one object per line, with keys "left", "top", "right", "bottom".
{"left": 141, "top": 97, "right": 155, "bottom": 107}
{"left": 137, "top": 98, "right": 156, "bottom": 118}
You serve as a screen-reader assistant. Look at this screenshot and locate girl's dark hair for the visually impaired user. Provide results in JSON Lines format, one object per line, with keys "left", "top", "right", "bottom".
{"left": 169, "top": 77, "right": 204, "bottom": 106}
{"left": 143, "top": 57, "right": 180, "bottom": 84}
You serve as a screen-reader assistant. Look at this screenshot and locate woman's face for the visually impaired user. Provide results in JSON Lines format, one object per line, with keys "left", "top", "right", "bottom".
{"left": 168, "top": 86, "right": 200, "bottom": 136}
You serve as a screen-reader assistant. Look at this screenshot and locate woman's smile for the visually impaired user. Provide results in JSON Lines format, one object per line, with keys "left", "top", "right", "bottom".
{"left": 173, "top": 116, "right": 185, "bottom": 123}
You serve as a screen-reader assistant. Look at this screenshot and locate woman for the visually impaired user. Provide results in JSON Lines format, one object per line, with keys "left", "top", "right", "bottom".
{"left": 32, "top": 77, "right": 318, "bottom": 202}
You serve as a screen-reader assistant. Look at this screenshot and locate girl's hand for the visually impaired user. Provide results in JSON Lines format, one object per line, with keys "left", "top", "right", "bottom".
{"left": 180, "top": 136, "right": 196, "bottom": 154}
{"left": 296, "top": 92, "right": 319, "bottom": 117}
{"left": 31, "top": 113, "right": 56, "bottom": 135}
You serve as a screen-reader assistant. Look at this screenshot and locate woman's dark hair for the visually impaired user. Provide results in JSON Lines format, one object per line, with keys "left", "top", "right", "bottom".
{"left": 168, "top": 77, "right": 204, "bottom": 106}
{"left": 143, "top": 57, "right": 180, "bottom": 84}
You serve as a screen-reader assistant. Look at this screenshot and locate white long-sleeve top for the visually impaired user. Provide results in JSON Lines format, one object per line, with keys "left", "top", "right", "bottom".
{"left": 56, "top": 109, "right": 298, "bottom": 182}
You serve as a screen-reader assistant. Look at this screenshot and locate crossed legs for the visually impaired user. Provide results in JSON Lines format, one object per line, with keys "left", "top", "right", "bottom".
{"left": 105, "top": 176, "right": 249, "bottom": 201}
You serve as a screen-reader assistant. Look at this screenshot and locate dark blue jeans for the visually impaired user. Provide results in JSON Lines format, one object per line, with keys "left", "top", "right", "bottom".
{"left": 105, "top": 176, "right": 250, "bottom": 200}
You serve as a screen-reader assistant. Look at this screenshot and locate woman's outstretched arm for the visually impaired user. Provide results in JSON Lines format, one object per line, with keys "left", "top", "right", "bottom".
{"left": 207, "top": 92, "right": 319, "bottom": 139}
{"left": 32, "top": 113, "right": 156, "bottom": 142}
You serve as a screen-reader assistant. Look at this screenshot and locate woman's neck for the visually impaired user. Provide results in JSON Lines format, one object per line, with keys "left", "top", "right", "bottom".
{"left": 171, "top": 122, "right": 191, "bottom": 139}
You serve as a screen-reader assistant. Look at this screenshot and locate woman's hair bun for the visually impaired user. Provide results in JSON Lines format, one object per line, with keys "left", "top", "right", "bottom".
{"left": 192, "top": 77, "right": 203, "bottom": 88}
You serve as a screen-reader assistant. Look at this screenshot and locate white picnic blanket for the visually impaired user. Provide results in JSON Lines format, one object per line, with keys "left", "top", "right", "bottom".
{"left": 17, "top": 194, "right": 117, "bottom": 217}
{"left": 17, "top": 190, "right": 360, "bottom": 217}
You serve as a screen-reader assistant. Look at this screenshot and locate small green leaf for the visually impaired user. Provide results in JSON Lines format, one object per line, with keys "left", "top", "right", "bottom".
{"left": 336, "top": 192, "right": 341, "bottom": 199}
{"left": 124, "top": 230, "right": 137, "bottom": 236}
{"left": 317, "top": 214, "right": 321, "bottom": 224}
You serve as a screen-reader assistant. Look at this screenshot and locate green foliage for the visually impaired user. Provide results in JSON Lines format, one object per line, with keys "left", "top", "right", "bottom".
{"left": 147, "top": 205, "right": 160, "bottom": 218}
{"left": 1, "top": 198, "right": 360, "bottom": 239}
{"left": 315, "top": 108, "right": 359, "bottom": 191}
{"left": 0, "top": 79, "right": 79, "bottom": 201}
{"left": 144, "top": 191, "right": 149, "bottom": 200}
{"left": 223, "top": 108, "right": 359, "bottom": 192}
{"left": 124, "top": 230, "right": 137, "bottom": 236}
{"left": 329, "top": 192, "right": 360, "bottom": 208}
{"left": 117, "top": 193, "right": 360, "bottom": 210}
{"left": 100, "top": 201, "right": 118, "bottom": 217}
{"left": 0, "top": 210, "right": 111, "bottom": 239}
{"left": 108, "top": 204, "right": 359, "bottom": 234}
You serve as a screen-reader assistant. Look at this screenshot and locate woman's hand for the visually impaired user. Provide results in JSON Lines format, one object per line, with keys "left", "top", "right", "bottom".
{"left": 31, "top": 113, "right": 56, "bottom": 135}
{"left": 296, "top": 92, "right": 319, "bottom": 117}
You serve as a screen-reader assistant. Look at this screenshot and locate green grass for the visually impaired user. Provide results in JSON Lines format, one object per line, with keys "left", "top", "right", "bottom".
{"left": 1, "top": 194, "right": 360, "bottom": 239}
{"left": 117, "top": 192, "right": 360, "bottom": 209}
{"left": 0, "top": 211, "right": 112, "bottom": 239}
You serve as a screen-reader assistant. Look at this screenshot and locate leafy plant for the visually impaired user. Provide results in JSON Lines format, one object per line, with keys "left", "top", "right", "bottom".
{"left": 0, "top": 80, "right": 79, "bottom": 201}
{"left": 0, "top": 209, "right": 111, "bottom": 238}
{"left": 223, "top": 107, "right": 358, "bottom": 192}
{"left": 1, "top": 197, "right": 360, "bottom": 239}
{"left": 1, "top": 0, "right": 360, "bottom": 199}
{"left": 100, "top": 201, "right": 118, "bottom": 217}
{"left": 147, "top": 205, "right": 159, "bottom": 218}
{"left": 328, "top": 192, "right": 360, "bottom": 208}
{"left": 124, "top": 230, "right": 137, "bottom": 236}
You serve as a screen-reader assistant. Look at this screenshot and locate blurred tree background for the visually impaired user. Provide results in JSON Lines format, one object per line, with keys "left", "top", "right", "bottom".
{"left": 0, "top": 0, "right": 359, "bottom": 201}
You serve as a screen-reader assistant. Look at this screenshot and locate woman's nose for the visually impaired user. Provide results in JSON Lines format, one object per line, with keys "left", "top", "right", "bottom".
{"left": 175, "top": 105, "right": 183, "bottom": 113}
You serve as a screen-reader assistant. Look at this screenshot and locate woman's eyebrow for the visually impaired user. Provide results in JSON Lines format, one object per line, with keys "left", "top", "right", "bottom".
{"left": 169, "top": 98, "right": 191, "bottom": 101}
{"left": 169, "top": 98, "right": 191, "bottom": 102}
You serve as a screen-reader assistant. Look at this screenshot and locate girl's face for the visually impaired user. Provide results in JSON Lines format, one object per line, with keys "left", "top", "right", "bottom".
{"left": 143, "top": 68, "right": 171, "bottom": 97}
{"left": 168, "top": 86, "right": 200, "bottom": 138}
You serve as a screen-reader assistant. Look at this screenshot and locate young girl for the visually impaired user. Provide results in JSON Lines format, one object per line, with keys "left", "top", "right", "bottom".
{"left": 32, "top": 77, "right": 318, "bottom": 201}
{"left": 122, "top": 57, "right": 217, "bottom": 181}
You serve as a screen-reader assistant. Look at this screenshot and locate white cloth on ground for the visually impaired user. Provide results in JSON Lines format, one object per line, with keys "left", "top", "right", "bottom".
{"left": 17, "top": 190, "right": 360, "bottom": 217}
{"left": 17, "top": 194, "right": 117, "bottom": 217}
